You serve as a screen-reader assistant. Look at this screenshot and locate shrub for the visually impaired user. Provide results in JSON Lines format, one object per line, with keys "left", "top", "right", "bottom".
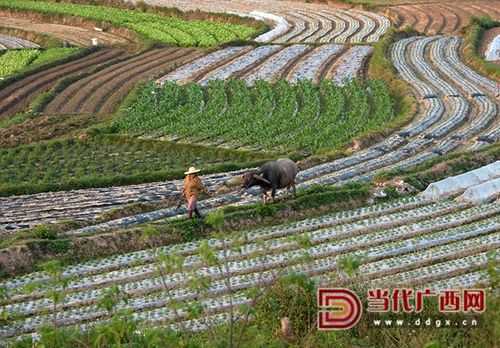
{"left": 32, "top": 225, "right": 58, "bottom": 240}
{"left": 254, "top": 273, "right": 317, "bottom": 340}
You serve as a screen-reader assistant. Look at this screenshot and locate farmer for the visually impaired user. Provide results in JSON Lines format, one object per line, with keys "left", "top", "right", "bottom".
{"left": 182, "top": 166, "right": 209, "bottom": 219}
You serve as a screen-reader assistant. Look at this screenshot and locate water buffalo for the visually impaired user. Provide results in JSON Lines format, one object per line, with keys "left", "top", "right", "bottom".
{"left": 242, "top": 158, "right": 298, "bottom": 202}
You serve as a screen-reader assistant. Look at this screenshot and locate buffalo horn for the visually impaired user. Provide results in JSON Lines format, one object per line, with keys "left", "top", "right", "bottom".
{"left": 253, "top": 174, "right": 271, "bottom": 185}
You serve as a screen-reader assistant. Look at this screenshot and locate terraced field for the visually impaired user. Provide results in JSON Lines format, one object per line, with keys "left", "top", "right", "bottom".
{"left": 0, "top": 195, "right": 498, "bottom": 340}
{"left": 0, "top": 47, "right": 80, "bottom": 78}
{"left": 0, "top": 15, "right": 133, "bottom": 47}
{"left": 262, "top": 9, "right": 390, "bottom": 44}
{"left": 43, "top": 47, "right": 202, "bottom": 115}
{"left": 0, "top": 0, "right": 499, "bottom": 343}
{"left": 384, "top": 1, "right": 500, "bottom": 35}
{"left": 0, "top": 48, "right": 129, "bottom": 118}
{"left": 0, "top": 0, "right": 259, "bottom": 47}
{"left": 2, "top": 32, "right": 497, "bottom": 234}
{"left": 143, "top": 0, "right": 390, "bottom": 43}
{"left": 117, "top": 79, "right": 393, "bottom": 153}
{"left": 158, "top": 44, "right": 372, "bottom": 86}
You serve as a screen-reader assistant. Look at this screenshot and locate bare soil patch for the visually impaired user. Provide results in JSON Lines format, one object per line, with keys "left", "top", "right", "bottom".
{"left": 0, "top": 12, "right": 133, "bottom": 47}
{"left": 0, "top": 113, "right": 109, "bottom": 148}
{"left": 382, "top": 1, "right": 500, "bottom": 35}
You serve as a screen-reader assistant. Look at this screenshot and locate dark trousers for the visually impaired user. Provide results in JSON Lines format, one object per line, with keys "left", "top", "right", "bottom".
{"left": 188, "top": 207, "right": 202, "bottom": 219}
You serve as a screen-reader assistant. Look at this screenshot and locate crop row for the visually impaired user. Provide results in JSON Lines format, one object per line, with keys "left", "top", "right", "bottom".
{"left": 285, "top": 35, "right": 499, "bottom": 189}
{"left": 0, "top": 0, "right": 258, "bottom": 47}
{"left": 159, "top": 44, "right": 372, "bottom": 86}
{"left": 114, "top": 79, "right": 394, "bottom": 153}
{"left": 0, "top": 15, "right": 132, "bottom": 47}
{"left": 243, "top": 44, "right": 309, "bottom": 85}
{"left": 157, "top": 46, "right": 250, "bottom": 85}
{"left": 0, "top": 48, "right": 79, "bottom": 78}
{"left": 123, "top": 0, "right": 390, "bottom": 44}
{"left": 203, "top": 7, "right": 388, "bottom": 44}
{"left": 329, "top": 46, "right": 373, "bottom": 86}
{"left": 0, "top": 196, "right": 429, "bottom": 290}
{"left": 1, "top": 35, "right": 497, "bottom": 233}
{"left": 385, "top": 1, "right": 500, "bottom": 35}
{"left": 288, "top": 44, "right": 344, "bottom": 83}
{"left": 43, "top": 47, "right": 203, "bottom": 115}
{"left": 0, "top": 135, "right": 267, "bottom": 198}
{"left": 0, "top": 197, "right": 497, "bottom": 338}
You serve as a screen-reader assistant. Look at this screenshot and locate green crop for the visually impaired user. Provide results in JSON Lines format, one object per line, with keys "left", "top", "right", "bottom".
{"left": 0, "top": 0, "right": 258, "bottom": 47}
{"left": 0, "top": 48, "right": 79, "bottom": 78}
{"left": 30, "top": 47, "right": 79, "bottom": 66}
{"left": 0, "top": 135, "right": 268, "bottom": 195}
{"left": 114, "top": 79, "right": 395, "bottom": 153}
{"left": 0, "top": 50, "right": 39, "bottom": 77}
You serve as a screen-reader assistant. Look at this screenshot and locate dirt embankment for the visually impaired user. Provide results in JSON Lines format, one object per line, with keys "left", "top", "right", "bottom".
{"left": 0, "top": 10, "right": 137, "bottom": 47}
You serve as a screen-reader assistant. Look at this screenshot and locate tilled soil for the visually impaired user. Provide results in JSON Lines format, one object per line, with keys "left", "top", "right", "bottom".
{"left": 385, "top": 1, "right": 500, "bottom": 35}
{"left": 0, "top": 48, "right": 127, "bottom": 118}
{"left": 44, "top": 48, "right": 203, "bottom": 115}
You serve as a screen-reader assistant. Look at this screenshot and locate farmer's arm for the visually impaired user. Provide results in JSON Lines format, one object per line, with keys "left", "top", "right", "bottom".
{"left": 193, "top": 177, "right": 208, "bottom": 194}
{"left": 181, "top": 179, "right": 189, "bottom": 200}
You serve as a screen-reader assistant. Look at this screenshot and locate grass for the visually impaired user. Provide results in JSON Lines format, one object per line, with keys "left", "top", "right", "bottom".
{"left": 463, "top": 16, "right": 500, "bottom": 82}
{"left": 112, "top": 79, "right": 395, "bottom": 154}
{"left": 0, "top": 48, "right": 79, "bottom": 78}
{"left": 0, "top": 134, "right": 270, "bottom": 196}
{"left": 0, "top": 0, "right": 261, "bottom": 47}
{"left": 367, "top": 27, "right": 417, "bottom": 133}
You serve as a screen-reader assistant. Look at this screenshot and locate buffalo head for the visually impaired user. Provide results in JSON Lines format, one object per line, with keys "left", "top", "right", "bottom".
{"left": 241, "top": 171, "right": 271, "bottom": 189}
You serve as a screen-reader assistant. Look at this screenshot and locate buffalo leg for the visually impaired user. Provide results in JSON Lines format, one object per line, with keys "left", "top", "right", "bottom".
{"left": 261, "top": 191, "right": 268, "bottom": 204}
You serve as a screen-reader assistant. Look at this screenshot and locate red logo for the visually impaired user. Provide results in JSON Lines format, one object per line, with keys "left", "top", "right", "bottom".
{"left": 318, "top": 288, "right": 362, "bottom": 330}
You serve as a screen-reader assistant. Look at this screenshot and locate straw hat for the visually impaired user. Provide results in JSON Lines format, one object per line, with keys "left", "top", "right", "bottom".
{"left": 184, "top": 166, "right": 201, "bottom": 175}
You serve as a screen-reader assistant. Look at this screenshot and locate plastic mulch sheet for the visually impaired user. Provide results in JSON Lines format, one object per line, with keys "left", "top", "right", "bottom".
{"left": 421, "top": 161, "right": 500, "bottom": 200}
